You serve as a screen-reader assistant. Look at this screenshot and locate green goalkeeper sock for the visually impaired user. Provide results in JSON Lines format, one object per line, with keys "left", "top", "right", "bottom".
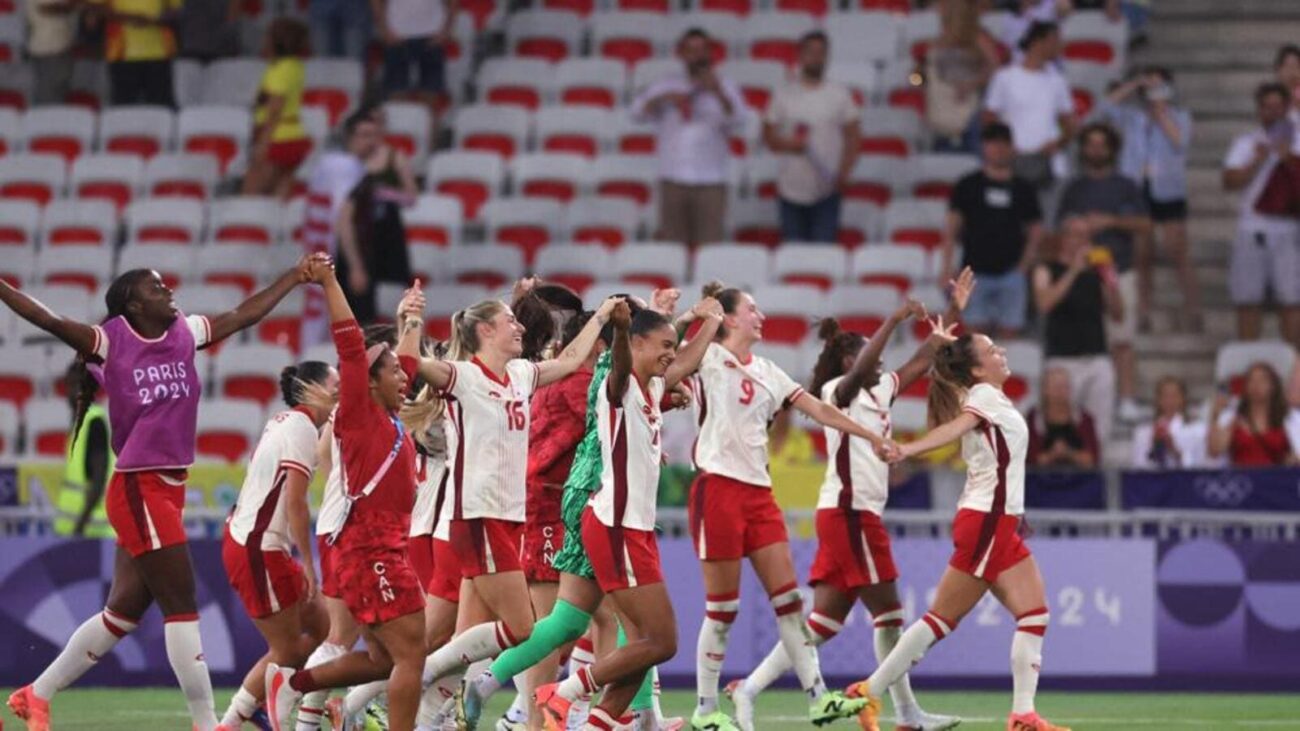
{"left": 489, "top": 599, "right": 592, "bottom": 684}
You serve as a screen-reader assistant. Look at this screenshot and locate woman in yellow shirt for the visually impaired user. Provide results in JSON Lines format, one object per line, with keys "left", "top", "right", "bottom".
{"left": 243, "top": 18, "right": 312, "bottom": 198}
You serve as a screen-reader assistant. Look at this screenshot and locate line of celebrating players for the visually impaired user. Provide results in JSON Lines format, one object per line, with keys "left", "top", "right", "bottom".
{"left": 1, "top": 255, "right": 1070, "bottom": 731}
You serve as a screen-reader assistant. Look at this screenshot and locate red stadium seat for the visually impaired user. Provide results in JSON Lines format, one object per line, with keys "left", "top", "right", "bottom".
{"left": 700, "top": 0, "right": 752, "bottom": 16}
{"left": 1063, "top": 39, "right": 1115, "bottom": 65}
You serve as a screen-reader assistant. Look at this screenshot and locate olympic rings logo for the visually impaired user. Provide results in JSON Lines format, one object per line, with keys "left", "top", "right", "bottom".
{"left": 1193, "top": 474, "right": 1254, "bottom": 507}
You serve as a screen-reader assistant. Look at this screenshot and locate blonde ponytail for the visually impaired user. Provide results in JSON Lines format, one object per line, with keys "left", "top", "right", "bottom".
{"left": 446, "top": 300, "right": 507, "bottom": 361}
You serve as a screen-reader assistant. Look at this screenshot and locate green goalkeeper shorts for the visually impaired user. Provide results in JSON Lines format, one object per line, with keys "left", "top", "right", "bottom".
{"left": 550, "top": 483, "right": 596, "bottom": 580}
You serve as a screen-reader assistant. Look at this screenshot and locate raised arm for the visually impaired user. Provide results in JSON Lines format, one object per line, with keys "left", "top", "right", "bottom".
{"left": 896, "top": 268, "right": 975, "bottom": 391}
{"left": 536, "top": 297, "right": 620, "bottom": 387}
{"left": 664, "top": 298, "right": 723, "bottom": 390}
{"left": 206, "top": 257, "right": 314, "bottom": 343}
{"left": 793, "top": 394, "right": 885, "bottom": 450}
{"left": 833, "top": 300, "right": 923, "bottom": 408}
{"left": 895, "top": 411, "right": 982, "bottom": 459}
{"left": 606, "top": 301, "right": 634, "bottom": 404}
{"left": 0, "top": 280, "right": 99, "bottom": 354}
{"left": 394, "top": 280, "right": 426, "bottom": 361}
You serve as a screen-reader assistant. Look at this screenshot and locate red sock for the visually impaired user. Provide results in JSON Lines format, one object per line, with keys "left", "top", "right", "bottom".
{"left": 289, "top": 670, "right": 320, "bottom": 693}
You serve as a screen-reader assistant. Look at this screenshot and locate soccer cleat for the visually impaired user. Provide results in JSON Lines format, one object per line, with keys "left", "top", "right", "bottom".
{"left": 267, "top": 664, "right": 303, "bottom": 731}
{"left": 534, "top": 682, "right": 571, "bottom": 731}
{"left": 7, "top": 685, "right": 51, "bottom": 731}
{"left": 844, "top": 681, "right": 883, "bottom": 731}
{"left": 1007, "top": 712, "right": 1071, "bottom": 731}
{"left": 362, "top": 699, "right": 387, "bottom": 731}
{"left": 324, "top": 697, "right": 353, "bottom": 731}
{"left": 659, "top": 716, "right": 687, "bottom": 731}
{"left": 810, "top": 690, "right": 868, "bottom": 727}
{"left": 895, "top": 709, "right": 963, "bottom": 730}
{"left": 564, "top": 699, "right": 590, "bottom": 731}
{"left": 689, "top": 710, "right": 739, "bottom": 731}
{"left": 249, "top": 706, "right": 274, "bottom": 731}
{"left": 495, "top": 715, "right": 527, "bottom": 731}
{"left": 723, "top": 680, "right": 755, "bottom": 731}
{"left": 457, "top": 679, "right": 487, "bottom": 731}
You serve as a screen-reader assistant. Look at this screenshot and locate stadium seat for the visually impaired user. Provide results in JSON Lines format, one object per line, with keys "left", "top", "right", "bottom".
{"left": 424, "top": 283, "right": 494, "bottom": 339}
{"left": 838, "top": 200, "right": 883, "bottom": 249}
{"left": 752, "top": 284, "right": 825, "bottom": 344}
{"left": 718, "top": 60, "right": 788, "bottom": 111}
{"left": 695, "top": 0, "right": 754, "bottom": 18}
{"left": 0, "top": 400, "right": 15, "bottom": 456}
{"left": 117, "top": 245, "right": 194, "bottom": 289}
{"left": 851, "top": 244, "right": 928, "bottom": 293}
{"left": 9, "top": 285, "right": 92, "bottom": 343}
{"left": 36, "top": 246, "right": 113, "bottom": 292}
{"left": 210, "top": 196, "right": 282, "bottom": 244}
{"left": 0, "top": 107, "right": 17, "bottom": 154}
{"left": 447, "top": 243, "right": 526, "bottom": 289}
{"left": 844, "top": 155, "right": 899, "bottom": 208}
{"left": 535, "top": 107, "right": 616, "bottom": 158}
{"left": 426, "top": 151, "right": 505, "bottom": 220}
{"left": 39, "top": 199, "right": 117, "bottom": 248}
{"left": 404, "top": 194, "right": 463, "bottom": 248}
{"left": 610, "top": 0, "right": 671, "bottom": 12}
{"left": 744, "top": 154, "right": 780, "bottom": 199}
{"left": 0, "top": 199, "right": 39, "bottom": 247}
{"left": 775, "top": 0, "right": 830, "bottom": 17}
{"left": 215, "top": 342, "right": 295, "bottom": 406}
{"left": 1061, "top": 12, "right": 1128, "bottom": 71}
{"left": 906, "top": 154, "right": 980, "bottom": 201}
{"left": 1002, "top": 339, "right": 1042, "bottom": 404}
{"left": 693, "top": 244, "right": 769, "bottom": 290}
{"left": 826, "top": 283, "right": 900, "bottom": 337}
{"left": 256, "top": 288, "right": 306, "bottom": 353}
{"left": 481, "top": 197, "right": 565, "bottom": 264}
{"left": 145, "top": 153, "right": 220, "bottom": 200}
{"left": 534, "top": 244, "right": 612, "bottom": 293}
{"left": 741, "top": 13, "right": 817, "bottom": 66}
{"left": 303, "top": 58, "right": 363, "bottom": 125}
{"left": 0, "top": 153, "right": 66, "bottom": 206}
{"left": 460, "top": 0, "right": 504, "bottom": 31}
{"left": 382, "top": 102, "right": 432, "bottom": 168}
{"left": 773, "top": 246, "right": 848, "bottom": 290}
{"left": 729, "top": 197, "right": 781, "bottom": 248}
{"left": 890, "top": 396, "right": 927, "bottom": 434}
{"left": 668, "top": 12, "right": 742, "bottom": 61}
{"left": 883, "top": 198, "right": 946, "bottom": 251}
{"left": 199, "top": 58, "right": 266, "bottom": 106}
{"left": 901, "top": 10, "right": 941, "bottom": 63}
{"left": 195, "top": 400, "right": 264, "bottom": 462}
{"left": 21, "top": 105, "right": 95, "bottom": 163}
{"left": 125, "top": 197, "right": 205, "bottom": 245}
{"left": 299, "top": 107, "right": 329, "bottom": 150}
{"left": 195, "top": 244, "right": 268, "bottom": 294}
{"left": 826, "top": 12, "right": 901, "bottom": 64}
{"left": 1214, "top": 340, "right": 1297, "bottom": 395}
{"left": 172, "top": 57, "right": 204, "bottom": 108}
{"left": 0, "top": 246, "right": 35, "bottom": 288}
{"left": 0, "top": 63, "right": 32, "bottom": 110}
{"left": 858, "top": 107, "right": 921, "bottom": 158}
{"left": 99, "top": 105, "right": 174, "bottom": 159}
{"left": 453, "top": 104, "right": 531, "bottom": 159}
{"left": 591, "top": 154, "right": 657, "bottom": 207}
{"left": 300, "top": 341, "right": 339, "bottom": 367}
{"left": 566, "top": 196, "right": 640, "bottom": 247}
{"left": 0, "top": 346, "right": 43, "bottom": 409}
{"left": 511, "top": 153, "right": 589, "bottom": 204}
{"left": 825, "top": 61, "right": 877, "bottom": 107}
{"left": 755, "top": 343, "right": 805, "bottom": 384}
{"left": 478, "top": 58, "right": 557, "bottom": 111}
{"left": 630, "top": 58, "right": 681, "bottom": 97}
{"left": 178, "top": 105, "right": 252, "bottom": 175}
{"left": 174, "top": 283, "right": 244, "bottom": 320}
{"left": 22, "top": 397, "right": 69, "bottom": 457}
{"left": 591, "top": 12, "right": 675, "bottom": 68}
{"left": 612, "top": 241, "right": 688, "bottom": 289}
{"left": 407, "top": 246, "right": 450, "bottom": 285}
{"left": 556, "top": 58, "right": 627, "bottom": 109}
{"left": 506, "top": 10, "right": 584, "bottom": 63}
{"left": 70, "top": 153, "right": 144, "bottom": 211}
{"left": 611, "top": 114, "right": 657, "bottom": 156}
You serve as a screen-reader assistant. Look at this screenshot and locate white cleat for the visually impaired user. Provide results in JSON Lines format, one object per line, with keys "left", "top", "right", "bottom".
{"left": 723, "top": 680, "right": 755, "bottom": 731}
{"left": 495, "top": 716, "right": 527, "bottom": 731}
{"left": 895, "top": 710, "right": 963, "bottom": 731}
{"left": 266, "top": 664, "right": 303, "bottom": 731}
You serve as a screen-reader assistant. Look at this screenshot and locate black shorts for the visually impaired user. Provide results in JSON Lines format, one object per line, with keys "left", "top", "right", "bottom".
{"left": 1143, "top": 181, "right": 1187, "bottom": 222}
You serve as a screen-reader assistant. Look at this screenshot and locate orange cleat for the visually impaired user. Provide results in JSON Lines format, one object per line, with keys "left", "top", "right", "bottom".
{"left": 844, "top": 681, "right": 882, "bottom": 731}
{"left": 7, "top": 686, "right": 50, "bottom": 731}
{"left": 1007, "top": 711, "right": 1071, "bottom": 731}
{"left": 534, "top": 682, "right": 571, "bottom": 731}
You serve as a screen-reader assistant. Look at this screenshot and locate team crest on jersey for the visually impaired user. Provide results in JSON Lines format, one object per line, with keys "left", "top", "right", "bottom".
{"left": 724, "top": 361, "right": 738, "bottom": 368}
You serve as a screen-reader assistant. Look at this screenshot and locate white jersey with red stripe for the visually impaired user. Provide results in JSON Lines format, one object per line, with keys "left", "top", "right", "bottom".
{"left": 410, "top": 449, "right": 449, "bottom": 537}
{"left": 441, "top": 357, "right": 541, "bottom": 521}
{"left": 816, "top": 372, "right": 899, "bottom": 514}
{"left": 315, "top": 409, "right": 347, "bottom": 537}
{"left": 592, "top": 375, "right": 666, "bottom": 531}
{"left": 959, "top": 383, "right": 1028, "bottom": 516}
{"left": 227, "top": 407, "right": 319, "bottom": 552}
{"left": 689, "top": 342, "right": 805, "bottom": 487}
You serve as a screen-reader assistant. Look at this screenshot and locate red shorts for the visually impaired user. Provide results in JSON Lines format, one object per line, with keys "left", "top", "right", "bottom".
{"left": 949, "top": 508, "right": 1031, "bottom": 581}
{"left": 688, "top": 473, "right": 789, "bottom": 561}
{"left": 808, "top": 508, "right": 899, "bottom": 594}
{"left": 317, "top": 534, "right": 341, "bottom": 599}
{"left": 222, "top": 526, "right": 306, "bottom": 619}
{"left": 449, "top": 518, "right": 524, "bottom": 578}
{"left": 581, "top": 508, "right": 663, "bottom": 593}
{"left": 334, "top": 513, "right": 426, "bottom": 624}
{"left": 268, "top": 138, "right": 312, "bottom": 168}
{"left": 408, "top": 534, "right": 435, "bottom": 591}
{"left": 428, "top": 538, "right": 461, "bottom": 603}
{"left": 522, "top": 519, "right": 564, "bottom": 583}
{"left": 105, "top": 469, "right": 189, "bottom": 557}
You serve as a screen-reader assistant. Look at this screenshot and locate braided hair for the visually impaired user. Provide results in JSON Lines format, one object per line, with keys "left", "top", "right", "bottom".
{"left": 809, "top": 318, "right": 866, "bottom": 397}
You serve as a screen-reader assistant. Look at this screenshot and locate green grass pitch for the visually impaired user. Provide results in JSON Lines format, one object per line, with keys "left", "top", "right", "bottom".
{"left": 2, "top": 688, "right": 1298, "bottom": 730}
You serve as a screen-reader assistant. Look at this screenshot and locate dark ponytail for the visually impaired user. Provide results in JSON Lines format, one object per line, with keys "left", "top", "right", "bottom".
{"left": 928, "top": 334, "right": 978, "bottom": 427}
{"left": 809, "top": 318, "right": 866, "bottom": 397}
{"left": 281, "top": 361, "right": 333, "bottom": 407}
{"left": 701, "top": 280, "right": 743, "bottom": 341}
{"left": 513, "top": 282, "right": 584, "bottom": 362}
{"left": 70, "top": 268, "right": 152, "bottom": 446}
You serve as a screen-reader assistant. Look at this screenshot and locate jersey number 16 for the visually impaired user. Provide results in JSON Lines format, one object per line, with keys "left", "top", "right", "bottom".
{"left": 504, "top": 401, "right": 526, "bottom": 430}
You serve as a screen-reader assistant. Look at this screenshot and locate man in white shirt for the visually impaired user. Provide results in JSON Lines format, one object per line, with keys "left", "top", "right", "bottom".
{"left": 984, "top": 21, "right": 1076, "bottom": 191}
{"left": 27, "top": 0, "right": 79, "bottom": 104}
{"left": 1222, "top": 82, "right": 1300, "bottom": 348}
{"left": 630, "top": 28, "right": 746, "bottom": 246}
{"left": 763, "top": 31, "right": 861, "bottom": 244}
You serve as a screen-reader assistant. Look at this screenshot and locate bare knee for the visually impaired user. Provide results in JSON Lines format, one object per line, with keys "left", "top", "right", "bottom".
{"left": 647, "top": 632, "right": 677, "bottom": 665}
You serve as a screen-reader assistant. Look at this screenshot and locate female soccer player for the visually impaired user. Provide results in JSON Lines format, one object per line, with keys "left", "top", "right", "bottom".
{"left": 686, "top": 282, "right": 894, "bottom": 731}
{"left": 2, "top": 263, "right": 314, "bottom": 731}
{"left": 851, "top": 333, "right": 1069, "bottom": 731}
{"left": 727, "top": 270, "right": 974, "bottom": 731}
{"left": 266, "top": 259, "right": 426, "bottom": 731}
{"left": 220, "top": 361, "right": 338, "bottom": 728}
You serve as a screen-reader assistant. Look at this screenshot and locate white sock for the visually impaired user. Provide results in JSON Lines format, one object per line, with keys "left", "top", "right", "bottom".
{"left": 1011, "top": 608, "right": 1049, "bottom": 715}
{"left": 650, "top": 667, "right": 665, "bottom": 723}
{"left": 872, "top": 605, "right": 920, "bottom": 718}
{"left": 221, "top": 685, "right": 259, "bottom": 726}
{"left": 164, "top": 616, "right": 219, "bottom": 731}
{"left": 297, "top": 642, "right": 347, "bottom": 730}
{"left": 741, "top": 611, "right": 839, "bottom": 697}
{"left": 569, "top": 635, "right": 595, "bottom": 675}
{"left": 866, "top": 612, "right": 954, "bottom": 696}
{"left": 418, "top": 671, "right": 463, "bottom": 726}
{"left": 421, "top": 622, "right": 519, "bottom": 685}
{"left": 769, "top": 586, "right": 826, "bottom": 701}
{"left": 32, "top": 609, "right": 138, "bottom": 699}
{"left": 506, "top": 672, "right": 532, "bottom": 721}
{"left": 505, "top": 689, "right": 528, "bottom": 722}
{"left": 556, "top": 665, "right": 598, "bottom": 702}
{"left": 343, "top": 679, "right": 388, "bottom": 717}
{"left": 695, "top": 592, "right": 738, "bottom": 716}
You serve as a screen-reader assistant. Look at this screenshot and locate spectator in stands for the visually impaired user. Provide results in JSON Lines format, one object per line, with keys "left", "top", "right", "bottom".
{"left": 631, "top": 28, "right": 746, "bottom": 247}
{"left": 1057, "top": 121, "right": 1151, "bottom": 422}
{"left": 374, "top": 0, "right": 458, "bottom": 126}
{"left": 177, "top": 0, "right": 240, "bottom": 63}
{"left": 308, "top": 0, "right": 371, "bottom": 59}
{"left": 942, "top": 122, "right": 1043, "bottom": 338}
{"left": 999, "top": 0, "right": 1071, "bottom": 58}
{"left": 242, "top": 18, "right": 312, "bottom": 199}
{"left": 1208, "top": 363, "right": 1298, "bottom": 467}
{"left": 1223, "top": 83, "right": 1300, "bottom": 349}
{"left": 27, "top": 0, "right": 79, "bottom": 105}
{"left": 1098, "top": 67, "right": 1200, "bottom": 333}
{"left": 1273, "top": 45, "right": 1300, "bottom": 116}
{"left": 984, "top": 21, "right": 1076, "bottom": 195}
{"left": 762, "top": 31, "right": 860, "bottom": 244}
{"left": 1027, "top": 366, "right": 1100, "bottom": 468}
{"left": 87, "top": 0, "right": 181, "bottom": 107}
{"left": 1290, "top": 359, "right": 1300, "bottom": 408}
{"left": 1033, "top": 216, "right": 1122, "bottom": 445}
{"left": 1131, "top": 376, "right": 1206, "bottom": 469}
{"left": 926, "top": 0, "right": 1002, "bottom": 153}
